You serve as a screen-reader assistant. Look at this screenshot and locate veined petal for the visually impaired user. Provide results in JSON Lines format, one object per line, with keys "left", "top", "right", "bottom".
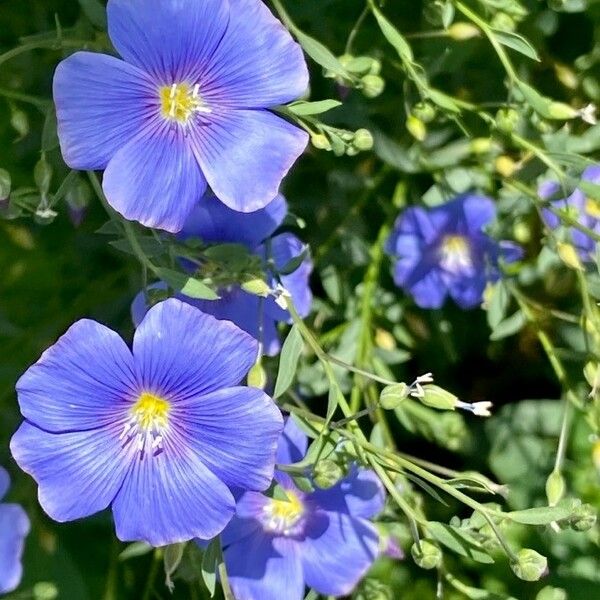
{"left": 0, "top": 504, "right": 30, "bottom": 595}
{"left": 132, "top": 299, "right": 258, "bottom": 398}
{"left": 112, "top": 433, "right": 234, "bottom": 545}
{"left": 16, "top": 319, "right": 136, "bottom": 433}
{"left": 103, "top": 123, "right": 206, "bottom": 233}
{"left": 178, "top": 387, "right": 282, "bottom": 491}
{"left": 276, "top": 417, "right": 308, "bottom": 466}
{"left": 53, "top": 52, "right": 156, "bottom": 170}
{"left": 300, "top": 512, "right": 378, "bottom": 597}
{"left": 10, "top": 422, "right": 129, "bottom": 522}
{"left": 180, "top": 193, "right": 288, "bottom": 249}
{"left": 191, "top": 109, "right": 308, "bottom": 213}
{"left": 202, "top": 0, "right": 308, "bottom": 108}
{"left": 226, "top": 532, "right": 304, "bottom": 600}
{"left": 107, "top": 0, "right": 229, "bottom": 83}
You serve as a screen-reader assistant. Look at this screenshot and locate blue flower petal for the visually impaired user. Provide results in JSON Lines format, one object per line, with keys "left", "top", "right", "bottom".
{"left": 107, "top": 0, "right": 229, "bottom": 82}
{"left": 458, "top": 194, "right": 496, "bottom": 233}
{"left": 10, "top": 422, "right": 130, "bottom": 522}
{"left": 132, "top": 299, "right": 258, "bottom": 398}
{"left": 181, "top": 193, "right": 287, "bottom": 249}
{"left": 0, "top": 504, "right": 30, "bottom": 595}
{"left": 310, "top": 467, "right": 385, "bottom": 520}
{"left": 300, "top": 511, "right": 378, "bottom": 596}
{"left": 276, "top": 417, "right": 308, "bottom": 465}
{"left": 446, "top": 275, "right": 487, "bottom": 309}
{"left": 407, "top": 267, "right": 447, "bottom": 309}
{"left": 53, "top": 52, "right": 156, "bottom": 170}
{"left": 202, "top": 0, "right": 308, "bottom": 108}
{"left": 191, "top": 108, "right": 308, "bottom": 212}
{"left": 226, "top": 531, "right": 304, "bottom": 600}
{"left": 103, "top": 125, "right": 206, "bottom": 233}
{"left": 178, "top": 386, "right": 282, "bottom": 491}
{"left": 112, "top": 435, "right": 234, "bottom": 545}
{"left": 16, "top": 319, "right": 136, "bottom": 433}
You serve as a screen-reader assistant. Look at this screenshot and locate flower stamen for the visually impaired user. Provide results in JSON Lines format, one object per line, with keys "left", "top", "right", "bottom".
{"left": 160, "top": 83, "right": 212, "bottom": 126}
{"left": 121, "top": 392, "right": 171, "bottom": 457}
{"left": 262, "top": 490, "right": 305, "bottom": 536}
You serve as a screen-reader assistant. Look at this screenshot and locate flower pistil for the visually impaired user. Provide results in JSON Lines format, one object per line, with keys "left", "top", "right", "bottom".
{"left": 160, "top": 83, "right": 211, "bottom": 125}
{"left": 121, "top": 392, "right": 171, "bottom": 455}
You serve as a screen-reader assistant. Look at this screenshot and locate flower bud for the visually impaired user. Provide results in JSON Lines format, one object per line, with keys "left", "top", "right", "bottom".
{"left": 247, "top": 362, "right": 267, "bottom": 390}
{"left": 375, "top": 328, "right": 396, "bottom": 351}
{"left": 513, "top": 221, "right": 531, "bottom": 244}
{"left": 412, "top": 101, "right": 436, "bottom": 124}
{"left": 11, "top": 108, "right": 29, "bottom": 138}
{"left": 448, "top": 22, "right": 480, "bottom": 40}
{"left": 570, "top": 503, "right": 597, "bottom": 532}
{"left": 511, "top": 548, "right": 548, "bottom": 582}
{"left": 353, "top": 128, "right": 374, "bottom": 151}
{"left": 313, "top": 459, "right": 344, "bottom": 489}
{"left": 33, "top": 583, "right": 59, "bottom": 600}
{"left": 411, "top": 540, "right": 442, "bottom": 570}
{"left": 421, "top": 385, "right": 459, "bottom": 411}
{"left": 355, "top": 579, "right": 394, "bottom": 600}
{"left": 536, "top": 586, "right": 567, "bottom": 600}
{"left": 545, "top": 471, "right": 565, "bottom": 506}
{"left": 311, "top": 133, "right": 331, "bottom": 151}
{"left": 557, "top": 242, "right": 584, "bottom": 271}
{"left": 470, "top": 137, "right": 492, "bottom": 154}
{"left": 361, "top": 74, "right": 385, "bottom": 98}
{"left": 406, "top": 115, "right": 427, "bottom": 142}
{"left": 491, "top": 13, "right": 516, "bottom": 32}
{"left": 496, "top": 108, "right": 520, "bottom": 134}
{"left": 241, "top": 278, "right": 271, "bottom": 297}
{"left": 495, "top": 155, "right": 518, "bottom": 178}
{"left": 593, "top": 440, "right": 600, "bottom": 473}
{"left": 380, "top": 383, "right": 409, "bottom": 410}
{"left": 547, "top": 102, "right": 579, "bottom": 121}
{"left": 0, "top": 168, "right": 11, "bottom": 202}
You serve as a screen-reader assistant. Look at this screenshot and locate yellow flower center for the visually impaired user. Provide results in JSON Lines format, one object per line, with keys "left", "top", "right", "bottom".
{"left": 585, "top": 197, "right": 600, "bottom": 219}
{"left": 159, "top": 83, "right": 211, "bottom": 125}
{"left": 121, "top": 392, "right": 171, "bottom": 456}
{"left": 262, "top": 490, "right": 305, "bottom": 535}
{"left": 132, "top": 392, "right": 170, "bottom": 430}
{"left": 439, "top": 234, "right": 473, "bottom": 273}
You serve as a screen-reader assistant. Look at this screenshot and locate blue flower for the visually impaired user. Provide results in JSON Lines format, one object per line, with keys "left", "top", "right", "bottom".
{"left": 385, "top": 194, "right": 522, "bottom": 309}
{"left": 132, "top": 193, "right": 313, "bottom": 355}
{"left": 0, "top": 467, "right": 30, "bottom": 595}
{"left": 11, "top": 299, "right": 283, "bottom": 546}
{"left": 53, "top": 0, "right": 309, "bottom": 233}
{"left": 540, "top": 165, "right": 600, "bottom": 261}
{"left": 220, "top": 419, "right": 384, "bottom": 600}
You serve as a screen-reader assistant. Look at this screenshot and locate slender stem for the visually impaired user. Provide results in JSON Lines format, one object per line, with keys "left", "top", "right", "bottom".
{"left": 0, "top": 86, "right": 49, "bottom": 110}
{"left": 142, "top": 551, "right": 160, "bottom": 600}
{"left": 0, "top": 38, "right": 91, "bottom": 68}
{"left": 217, "top": 560, "right": 236, "bottom": 600}
{"left": 345, "top": 4, "right": 369, "bottom": 54}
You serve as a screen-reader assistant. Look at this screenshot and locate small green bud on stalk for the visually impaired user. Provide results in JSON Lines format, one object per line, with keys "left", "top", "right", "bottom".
{"left": 557, "top": 242, "right": 584, "bottom": 271}
{"left": 495, "top": 108, "right": 520, "bottom": 134}
{"left": 545, "top": 471, "right": 565, "bottom": 507}
{"left": 353, "top": 128, "right": 374, "bottom": 151}
{"left": 313, "top": 459, "right": 344, "bottom": 489}
{"left": 411, "top": 540, "right": 442, "bottom": 570}
{"left": 412, "top": 101, "right": 436, "bottom": 124}
{"left": 421, "top": 385, "right": 459, "bottom": 411}
{"left": 495, "top": 156, "right": 518, "bottom": 178}
{"left": 33, "top": 583, "right": 59, "bottom": 600}
{"left": 0, "top": 168, "right": 11, "bottom": 202}
{"left": 247, "top": 362, "right": 267, "bottom": 390}
{"left": 570, "top": 503, "right": 597, "bottom": 532}
{"left": 241, "top": 278, "right": 271, "bottom": 297}
{"left": 10, "top": 107, "right": 29, "bottom": 138}
{"left": 361, "top": 74, "right": 385, "bottom": 98}
{"left": 511, "top": 548, "right": 548, "bottom": 582}
{"left": 470, "top": 137, "right": 492, "bottom": 154}
{"left": 536, "top": 586, "right": 567, "bottom": 600}
{"left": 447, "top": 22, "right": 480, "bottom": 40}
{"left": 406, "top": 115, "right": 427, "bottom": 142}
{"left": 380, "top": 383, "right": 409, "bottom": 410}
{"left": 547, "top": 102, "right": 579, "bottom": 121}
{"left": 311, "top": 133, "right": 331, "bottom": 151}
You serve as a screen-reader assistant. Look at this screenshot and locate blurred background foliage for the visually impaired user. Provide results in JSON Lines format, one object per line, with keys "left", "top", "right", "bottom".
{"left": 1, "top": 0, "right": 600, "bottom": 598}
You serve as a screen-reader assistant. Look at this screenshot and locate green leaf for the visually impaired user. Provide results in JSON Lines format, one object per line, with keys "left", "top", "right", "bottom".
{"left": 200, "top": 539, "right": 219, "bottom": 597}
{"left": 487, "top": 282, "right": 510, "bottom": 330}
{"left": 164, "top": 543, "right": 186, "bottom": 591}
{"left": 294, "top": 30, "right": 351, "bottom": 79}
{"left": 427, "top": 522, "right": 494, "bottom": 564}
{"left": 77, "top": 0, "right": 107, "bottom": 28}
{"left": 41, "top": 104, "right": 59, "bottom": 152}
{"left": 157, "top": 268, "right": 219, "bottom": 300}
{"left": 369, "top": 2, "right": 414, "bottom": 63}
{"left": 507, "top": 504, "right": 574, "bottom": 525}
{"left": 327, "top": 381, "right": 344, "bottom": 420}
{"left": 119, "top": 542, "right": 153, "bottom": 561}
{"left": 274, "top": 324, "right": 304, "bottom": 398}
{"left": 278, "top": 246, "right": 309, "bottom": 275}
{"left": 427, "top": 88, "right": 461, "bottom": 113}
{"left": 288, "top": 100, "right": 342, "bottom": 116}
{"left": 492, "top": 30, "right": 540, "bottom": 61}
{"left": 490, "top": 310, "right": 526, "bottom": 341}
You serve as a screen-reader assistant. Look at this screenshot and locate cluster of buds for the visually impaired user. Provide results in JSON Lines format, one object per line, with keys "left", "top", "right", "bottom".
{"left": 311, "top": 126, "right": 374, "bottom": 156}
{"left": 325, "top": 54, "right": 385, "bottom": 100}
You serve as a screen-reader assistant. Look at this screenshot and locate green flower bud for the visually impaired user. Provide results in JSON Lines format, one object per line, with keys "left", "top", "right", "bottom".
{"left": 353, "top": 128, "right": 374, "bottom": 151}
{"left": 411, "top": 540, "right": 442, "bottom": 570}
{"left": 34, "top": 158, "right": 53, "bottom": 196}
{"left": 247, "top": 362, "right": 267, "bottom": 390}
{"left": 380, "top": 383, "right": 409, "bottom": 410}
{"left": 241, "top": 278, "right": 271, "bottom": 297}
{"left": 421, "top": 385, "right": 459, "bottom": 411}
{"left": 511, "top": 548, "right": 548, "bottom": 582}
{"left": 65, "top": 177, "right": 92, "bottom": 212}
{"left": 496, "top": 108, "right": 520, "bottom": 134}
{"left": 557, "top": 242, "right": 584, "bottom": 271}
{"left": 311, "top": 133, "right": 331, "bottom": 151}
{"left": 412, "top": 101, "right": 436, "bottom": 124}
{"left": 570, "top": 503, "right": 597, "bottom": 532}
{"left": 447, "top": 22, "right": 480, "bottom": 40}
{"left": 491, "top": 13, "right": 516, "bottom": 32}
{"left": 346, "top": 146, "right": 360, "bottom": 157}
{"left": 313, "top": 459, "right": 344, "bottom": 489}
{"left": 354, "top": 579, "right": 394, "bottom": 600}
{"left": 536, "top": 586, "right": 567, "bottom": 600}
{"left": 10, "top": 108, "right": 29, "bottom": 138}
{"left": 470, "top": 137, "right": 492, "bottom": 154}
{"left": 545, "top": 471, "right": 565, "bottom": 507}
{"left": 406, "top": 115, "right": 427, "bottom": 142}
{"left": 495, "top": 155, "right": 518, "bottom": 178}
{"left": 361, "top": 74, "right": 385, "bottom": 99}
{"left": 513, "top": 221, "right": 531, "bottom": 244}
{"left": 33, "top": 583, "right": 59, "bottom": 600}
{"left": 547, "top": 102, "right": 579, "bottom": 121}
{"left": 0, "top": 168, "right": 11, "bottom": 202}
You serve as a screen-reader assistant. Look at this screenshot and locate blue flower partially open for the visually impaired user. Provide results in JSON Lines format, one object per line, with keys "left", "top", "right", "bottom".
{"left": 11, "top": 299, "right": 283, "bottom": 547}
{"left": 220, "top": 419, "right": 385, "bottom": 600}
{"left": 385, "top": 194, "right": 522, "bottom": 309}
{"left": 0, "top": 467, "right": 30, "bottom": 595}
{"left": 53, "top": 0, "right": 309, "bottom": 233}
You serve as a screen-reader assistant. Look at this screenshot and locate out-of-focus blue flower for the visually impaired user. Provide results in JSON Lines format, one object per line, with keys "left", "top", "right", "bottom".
{"left": 0, "top": 467, "right": 29, "bottom": 595}
{"left": 540, "top": 165, "right": 600, "bottom": 261}
{"left": 131, "top": 193, "right": 313, "bottom": 355}
{"left": 385, "top": 194, "right": 522, "bottom": 309}
{"left": 53, "top": 0, "right": 309, "bottom": 233}
{"left": 11, "top": 299, "right": 283, "bottom": 547}
{"left": 220, "top": 419, "right": 385, "bottom": 600}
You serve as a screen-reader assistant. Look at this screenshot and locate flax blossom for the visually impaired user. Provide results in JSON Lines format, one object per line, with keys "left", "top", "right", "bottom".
{"left": 0, "top": 467, "right": 30, "bottom": 595}
{"left": 53, "top": 0, "right": 309, "bottom": 233}
{"left": 10, "top": 299, "right": 283, "bottom": 546}
{"left": 221, "top": 419, "right": 385, "bottom": 600}
{"left": 385, "top": 194, "right": 522, "bottom": 309}
{"left": 132, "top": 193, "right": 313, "bottom": 355}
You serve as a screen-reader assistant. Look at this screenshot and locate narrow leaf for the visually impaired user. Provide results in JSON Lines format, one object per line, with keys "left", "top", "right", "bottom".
{"left": 201, "top": 539, "right": 219, "bottom": 597}
{"left": 157, "top": 268, "right": 219, "bottom": 300}
{"left": 289, "top": 100, "right": 342, "bottom": 116}
{"left": 274, "top": 324, "right": 304, "bottom": 398}
{"left": 370, "top": 2, "right": 414, "bottom": 63}
{"left": 507, "top": 504, "right": 573, "bottom": 525}
{"left": 490, "top": 310, "right": 526, "bottom": 341}
{"left": 492, "top": 30, "right": 540, "bottom": 62}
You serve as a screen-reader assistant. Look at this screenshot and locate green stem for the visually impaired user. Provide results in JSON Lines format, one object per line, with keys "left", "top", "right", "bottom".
{"left": 0, "top": 39, "right": 91, "bottom": 68}
{"left": 142, "top": 551, "right": 160, "bottom": 600}
{"left": 217, "top": 560, "right": 236, "bottom": 600}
